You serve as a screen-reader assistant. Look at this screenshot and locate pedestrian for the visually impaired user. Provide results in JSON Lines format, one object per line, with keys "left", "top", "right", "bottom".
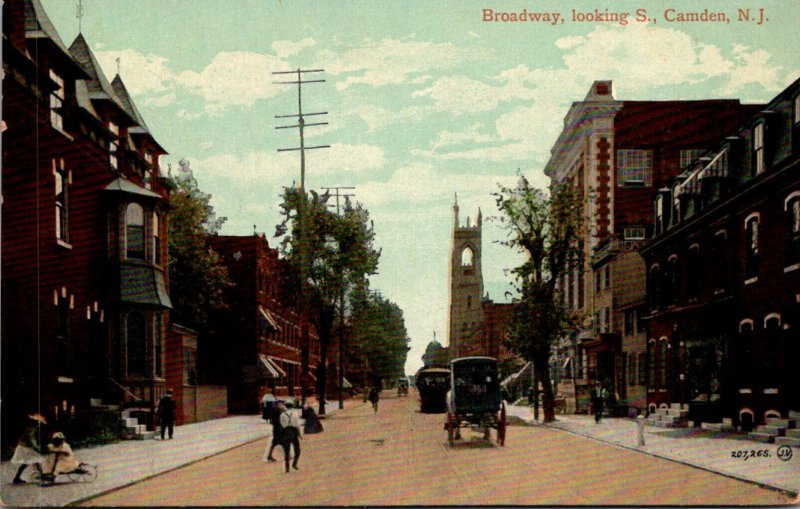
{"left": 279, "top": 400, "right": 302, "bottom": 473}
{"left": 526, "top": 386, "right": 534, "bottom": 407}
{"left": 263, "top": 395, "right": 282, "bottom": 462}
{"left": 157, "top": 388, "right": 176, "bottom": 440}
{"left": 42, "top": 432, "right": 79, "bottom": 481}
{"left": 11, "top": 412, "right": 46, "bottom": 484}
{"left": 368, "top": 387, "right": 380, "bottom": 413}
{"left": 591, "top": 382, "right": 607, "bottom": 423}
{"left": 302, "top": 402, "right": 323, "bottom": 434}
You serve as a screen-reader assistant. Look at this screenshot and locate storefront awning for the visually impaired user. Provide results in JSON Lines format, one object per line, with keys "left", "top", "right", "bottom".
{"left": 342, "top": 377, "right": 353, "bottom": 389}
{"left": 501, "top": 361, "right": 531, "bottom": 387}
{"left": 259, "top": 354, "right": 287, "bottom": 378}
{"left": 259, "top": 307, "right": 281, "bottom": 332}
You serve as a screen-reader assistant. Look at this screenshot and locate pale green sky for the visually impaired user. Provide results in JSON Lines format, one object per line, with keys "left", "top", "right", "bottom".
{"left": 41, "top": 0, "right": 800, "bottom": 374}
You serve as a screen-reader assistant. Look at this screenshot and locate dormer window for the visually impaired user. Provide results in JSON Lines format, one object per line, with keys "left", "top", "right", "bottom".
{"left": 655, "top": 195, "right": 665, "bottom": 235}
{"left": 617, "top": 149, "right": 653, "bottom": 187}
{"left": 125, "top": 203, "right": 145, "bottom": 260}
{"left": 745, "top": 214, "right": 759, "bottom": 280}
{"left": 49, "top": 70, "right": 65, "bottom": 130}
{"left": 671, "top": 183, "right": 682, "bottom": 225}
{"left": 753, "top": 123, "right": 765, "bottom": 175}
{"left": 108, "top": 122, "right": 119, "bottom": 171}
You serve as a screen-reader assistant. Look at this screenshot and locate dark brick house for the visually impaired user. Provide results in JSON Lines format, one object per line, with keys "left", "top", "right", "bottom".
{"left": 206, "top": 234, "right": 320, "bottom": 414}
{"left": 2, "top": 0, "right": 171, "bottom": 442}
{"left": 641, "top": 78, "right": 800, "bottom": 429}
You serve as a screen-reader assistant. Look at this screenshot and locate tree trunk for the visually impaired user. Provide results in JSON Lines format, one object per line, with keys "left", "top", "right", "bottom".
{"left": 534, "top": 352, "right": 556, "bottom": 423}
{"left": 316, "top": 307, "right": 335, "bottom": 416}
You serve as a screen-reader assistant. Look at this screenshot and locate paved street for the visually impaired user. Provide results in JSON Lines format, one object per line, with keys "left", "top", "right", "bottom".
{"left": 79, "top": 392, "right": 791, "bottom": 506}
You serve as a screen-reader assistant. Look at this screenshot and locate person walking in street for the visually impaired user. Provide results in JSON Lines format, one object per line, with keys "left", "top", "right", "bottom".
{"left": 301, "top": 402, "right": 323, "bottom": 434}
{"left": 368, "top": 387, "right": 380, "bottom": 413}
{"left": 11, "top": 413, "right": 46, "bottom": 484}
{"left": 263, "top": 394, "right": 282, "bottom": 462}
{"left": 591, "top": 382, "right": 607, "bottom": 423}
{"left": 279, "top": 400, "right": 302, "bottom": 473}
{"left": 157, "top": 389, "right": 176, "bottom": 440}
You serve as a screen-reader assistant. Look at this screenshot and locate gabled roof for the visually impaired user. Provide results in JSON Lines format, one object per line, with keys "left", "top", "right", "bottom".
{"left": 24, "top": 0, "right": 88, "bottom": 78}
{"left": 103, "top": 177, "right": 161, "bottom": 199}
{"left": 111, "top": 75, "right": 150, "bottom": 134}
{"left": 74, "top": 79, "right": 101, "bottom": 120}
{"left": 68, "top": 34, "right": 131, "bottom": 121}
{"left": 111, "top": 74, "right": 167, "bottom": 153}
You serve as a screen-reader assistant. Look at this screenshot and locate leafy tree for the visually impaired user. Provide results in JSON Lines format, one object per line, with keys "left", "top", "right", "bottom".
{"left": 493, "top": 175, "right": 584, "bottom": 422}
{"left": 350, "top": 288, "right": 411, "bottom": 385}
{"left": 422, "top": 339, "right": 448, "bottom": 368}
{"left": 275, "top": 188, "right": 380, "bottom": 414}
{"left": 167, "top": 159, "right": 232, "bottom": 330}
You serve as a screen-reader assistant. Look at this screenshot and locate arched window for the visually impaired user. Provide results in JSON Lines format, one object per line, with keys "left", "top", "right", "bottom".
{"left": 152, "top": 212, "right": 161, "bottom": 265}
{"left": 745, "top": 214, "right": 759, "bottom": 280}
{"left": 737, "top": 320, "right": 754, "bottom": 387}
{"left": 126, "top": 203, "right": 145, "bottom": 260}
{"left": 786, "top": 194, "right": 800, "bottom": 266}
{"left": 763, "top": 316, "right": 781, "bottom": 386}
{"left": 126, "top": 312, "right": 147, "bottom": 377}
{"left": 655, "top": 194, "right": 665, "bottom": 234}
{"left": 671, "top": 183, "right": 681, "bottom": 226}
{"left": 461, "top": 246, "right": 474, "bottom": 266}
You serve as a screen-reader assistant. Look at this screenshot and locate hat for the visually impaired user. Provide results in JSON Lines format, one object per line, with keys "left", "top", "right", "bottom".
{"left": 28, "top": 413, "right": 47, "bottom": 424}
{"left": 52, "top": 432, "right": 65, "bottom": 440}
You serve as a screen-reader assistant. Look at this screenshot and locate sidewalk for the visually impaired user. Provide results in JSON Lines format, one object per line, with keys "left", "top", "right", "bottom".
{"left": 0, "top": 398, "right": 358, "bottom": 507}
{"left": 506, "top": 404, "right": 800, "bottom": 495}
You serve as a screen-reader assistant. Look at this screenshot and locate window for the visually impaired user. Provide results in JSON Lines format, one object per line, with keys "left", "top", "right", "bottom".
{"left": 595, "top": 271, "right": 601, "bottom": 294}
{"left": 671, "top": 183, "right": 682, "bottom": 226}
{"left": 647, "top": 342, "right": 656, "bottom": 389}
{"left": 787, "top": 195, "right": 800, "bottom": 266}
{"left": 753, "top": 123, "right": 765, "bottom": 175}
{"left": 604, "top": 307, "right": 611, "bottom": 333}
{"left": 745, "top": 215, "right": 759, "bottom": 280}
{"left": 628, "top": 353, "right": 636, "bottom": 384}
{"left": 126, "top": 203, "right": 145, "bottom": 260}
{"left": 638, "top": 352, "right": 646, "bottom": 385}
{"left": 763, "top": 317, "right": 781, "bottom": 386}
{"left": 461, "top": 246, "right": 474, "bottom": 266}
{"left": 54, "top": 159, "right": 69, "bottom": 242}
{"left": 126, "top": 312, "right": 146, "bottom": 377}
{"left": 624, "top": 309, "right": 635, "bottom": 335}
{"left": 713, "top": 231, "right": 727, "bottom": 291}
{"left": 153, "top": 315, "right": 163, "bottom": 378}
{"left": 108, "top": 122, "right": 119, "bottom": 170}
{"left": 49, "top": 69, "right": 65, "bottom": 130}
{"left": 604, "top": 265, "right": 611, "bottom": 288}
{"left": 737, "top": 321, "right": 754, "bottom": 386}
{"left": 466, "top": 294, "right": 472, "bottom": 309}
{"left": 649, "top": 265, "right": 662, "bottom": 310}
{"left": 655, "top": 195, "right": 665, "bottom": 235}
{"left": 152, "top": 212, "right": 161, "bottom": 265}
{"left": 624, "top": 227, "right": 646, "bottom": 240}
{"left": 56, "top": 290, "right": 72, "bottom": 375}
{"left": 616, "top": 149, "right": 653, "bottom": 186}
{"left": 658, "top": 340, "right": 668, "bottom": 389}
{"left": 666, "top": 256, "right": 679, "bottom": 305}
{"left": 577, "top": 267, "right": 584, "bottom": 309}
{"left": 184, "top": 347, "right": 197, "bottom": 385}
{"left": 680, "top": 149, "right": 705, "bottom": 169}
{"left": 686, "top": 245, "right": 701, "bottom": 300}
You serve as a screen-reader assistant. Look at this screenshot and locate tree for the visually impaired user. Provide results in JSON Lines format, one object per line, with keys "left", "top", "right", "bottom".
{"left": 422, "top": 339, "right": 448, "bottom": 367}
{"left": 167, "top": 159, "right": 232, "bottom": 330}
{"left": 493, "top": 175, "right": 584, "bottom": 422}
{"left": 275, "top": 188, "right": 380, "bottom": 414}
{"left": 350, "top": 288, "right": 411, "bottom": 385}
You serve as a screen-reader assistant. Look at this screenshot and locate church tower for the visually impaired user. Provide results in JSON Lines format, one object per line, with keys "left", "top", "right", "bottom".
{"left": 447, "top": 194, "right": 484, "bottom": 359}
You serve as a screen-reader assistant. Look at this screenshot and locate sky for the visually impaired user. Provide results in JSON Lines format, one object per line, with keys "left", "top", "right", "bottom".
{"left": 41, "top": 0, "right": 799, "bottom": 374}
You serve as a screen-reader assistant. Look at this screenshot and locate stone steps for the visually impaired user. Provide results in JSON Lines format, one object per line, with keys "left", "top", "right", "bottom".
{"left": 785, "top": 429, "right": 800, "bottom": 439}
{"left": 755, "top": 425, "right": 784, "bottom": 436}
{"left": 747, "top": 432, "right": 774, "bottom": 443}
{"left": 701, "top": 422, "right": 735, "bottom": 431}
{"left": 774, "top": 436, "right": 800, "bottom": 447}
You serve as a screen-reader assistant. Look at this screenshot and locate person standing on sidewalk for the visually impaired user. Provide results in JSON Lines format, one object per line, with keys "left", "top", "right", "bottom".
{"left": 11, "top": 413, "right": 46, "bottom": 484}
{"left": 368, "top": 387, "right": 380, "bottom": 413}
{"left": 591, "top": 382, "right": 607, "bottom": 423}
{"left": 263, "top": 395, "right": 282, "bottom": 462}
{"left": 157, "top": 389, "right": 176, "bottom": 440}
{"left": 279, "top": 401, "right": 302, "bottom": 473}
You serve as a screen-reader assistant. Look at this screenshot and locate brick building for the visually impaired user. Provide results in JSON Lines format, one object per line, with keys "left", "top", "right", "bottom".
{"left": 2, "top": 0, "right": 171, "bottom": 440}
{"left": 641, "top": 78, "right": 800, "bottom": 429}
{"left": 206, "top": 234, "right": 320, "bottom": 414}
{"left": 544, "top": 81, "right": 762, "bottom": 412}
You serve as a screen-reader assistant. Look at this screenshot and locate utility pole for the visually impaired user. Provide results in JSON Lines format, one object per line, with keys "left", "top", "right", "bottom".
{"left": 274, "top": 68, "right": 329, "bottom": 406}
{"left": 322, "top": 186, "right": 356, "bottom": 410}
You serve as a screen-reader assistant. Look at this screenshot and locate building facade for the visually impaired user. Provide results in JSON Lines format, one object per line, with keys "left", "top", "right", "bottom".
{"left": 2, "top": 0, "right": 171, "bottom": 440}
{"left": 207, "top": 234, "right": 320, "bottom": 414}
{"left": 544, "top": 81, "right": 762, "bottom": 412}
{"left": 641, "top": 78, "right": 800, "bottom": 428}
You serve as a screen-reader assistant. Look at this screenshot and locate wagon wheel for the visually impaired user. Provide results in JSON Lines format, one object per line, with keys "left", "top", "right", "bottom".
{"left": 68, "top": 463, "right": 97, "bottom": 483}
{"left": 497, "top": 401, "right": 507, "bottom": 446}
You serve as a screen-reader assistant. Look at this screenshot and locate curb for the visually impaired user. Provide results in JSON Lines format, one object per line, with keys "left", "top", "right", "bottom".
{"left": 66, "top": 433, "right": 269, "bottom": 507}
{"left": 535, "top": 419, "right": 798, "bottom": 499}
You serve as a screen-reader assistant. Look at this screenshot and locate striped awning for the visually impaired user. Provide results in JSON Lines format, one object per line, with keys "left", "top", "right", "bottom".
{"left": 259, "top": 354, "right": 287, "bottom": 378}
{"left": 259, "top": 307, "right": 281, "bottom": 332}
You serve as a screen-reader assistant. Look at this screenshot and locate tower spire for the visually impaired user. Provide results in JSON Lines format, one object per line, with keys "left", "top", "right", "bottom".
{"left": 76, "top": 0, "right": 84, "bottom": 34}
{"left": 453, "top": 193, "right": 460, "bottom": 227}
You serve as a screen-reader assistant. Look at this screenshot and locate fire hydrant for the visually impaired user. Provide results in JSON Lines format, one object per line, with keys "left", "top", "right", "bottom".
{"left": 637, "top": 414, "right": 646, "bottom": 447}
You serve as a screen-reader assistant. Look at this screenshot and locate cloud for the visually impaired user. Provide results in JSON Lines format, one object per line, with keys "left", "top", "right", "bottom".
{"left": 95, "top": 49, "right": 176, "bottom": 102}
{"left": 272, "top": 37, "right": 316, "bottom": 57}
{"left": 430, "top": 123, "right": 495, "bottom": 150}
{"left": 318, "top": 38, "right": 478, "bottom": 90}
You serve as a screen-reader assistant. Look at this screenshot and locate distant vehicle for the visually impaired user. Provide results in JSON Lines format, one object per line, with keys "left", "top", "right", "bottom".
{"left": 445, "top": 356, "right": 506, "bottom": 446}
{"left": 397, "top": 377, "right": 409, "bottom": 396}
{"left": 415, "top": 366, "right": 450, "bottom": 413}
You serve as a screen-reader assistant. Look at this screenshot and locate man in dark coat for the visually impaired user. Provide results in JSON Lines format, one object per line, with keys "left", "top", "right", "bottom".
{"left": 591, "top": 382, "right": 607, "bottom": 423}
{"left": 157, "top": 389, "right": 176, "bottom": 439}
{"left": 264, "top": 396, "right": 282, "bottom": 462}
